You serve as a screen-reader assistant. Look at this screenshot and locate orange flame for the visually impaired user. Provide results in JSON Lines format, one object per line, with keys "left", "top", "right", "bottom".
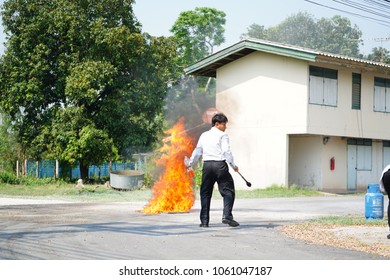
{"left": 142, "top": 118, "right": 195, "bottom": 214}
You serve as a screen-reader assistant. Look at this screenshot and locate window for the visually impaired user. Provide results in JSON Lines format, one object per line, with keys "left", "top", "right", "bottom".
{"left": 352, "top": 73, "right": 361, "bottom": 110}
{"left": 309, "top": 66, "right": 338, "bottom": 106}
{"left": 348, "top": 138, "right": 372, "bottom": 170}
{"left": 374, "top": 77, "right": 390, "bottom": 113}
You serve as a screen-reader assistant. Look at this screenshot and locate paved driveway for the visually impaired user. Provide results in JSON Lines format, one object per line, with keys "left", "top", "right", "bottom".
{"left": 0, "top": 196, "right": 388, "bottom": 260}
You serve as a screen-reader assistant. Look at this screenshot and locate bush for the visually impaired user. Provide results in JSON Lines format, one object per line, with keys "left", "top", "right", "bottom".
{"left": 142, "top": 172, "right": 154, "bottom": 189}
{"left": 194, "top": 164, "right": 203, "bottom": 189}
{"left": 0, "top": 172, "right": 61, "bottom": 185}
{"left": 19, "top": 176, "right": 56, "bottom": 185}
{"left": 0, "top": 172, "right": 20, "bottom": 184}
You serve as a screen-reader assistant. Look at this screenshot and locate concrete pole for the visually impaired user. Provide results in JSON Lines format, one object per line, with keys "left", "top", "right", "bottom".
{"left": 55, "top": 160, "right": 59, "bottom": 178}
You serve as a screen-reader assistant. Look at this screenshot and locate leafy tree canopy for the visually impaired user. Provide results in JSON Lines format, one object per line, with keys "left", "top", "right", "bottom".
{"left": 167, "top": 7, "right": 226, "bottom": 131}
{"left": 0, "top": 0, "right": 177, "bottom": 178}
{"left": 0, "top": 110, "right": 19, "bottom": 172}
{"left": 170, "top": 7, "right": 226, "bottom": 66}
{"left": 242, "top": 12, "right": 363, "bottom": 57}
{"left": 366, "top": 47, "right": 390, "bottom": 64}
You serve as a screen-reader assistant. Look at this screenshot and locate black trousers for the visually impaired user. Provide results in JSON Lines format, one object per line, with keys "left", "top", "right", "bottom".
{"left": 382, "top": 170, "right": 390, "bottom": 228}
{"left": 199, "top": 161, "right": 235, "bottom": 224}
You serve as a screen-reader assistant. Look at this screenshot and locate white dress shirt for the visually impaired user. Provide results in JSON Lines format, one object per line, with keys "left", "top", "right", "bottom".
{"left": 189, "top": 127, "right": 236, "bottom": 168}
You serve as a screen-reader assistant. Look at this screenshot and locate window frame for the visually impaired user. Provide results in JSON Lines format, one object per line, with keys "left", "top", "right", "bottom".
{"left": 309, "top": 66, "right": 338, "bottom": 107}
{"left": 374, "top": 77, "right": 390, "bottom": 113}
{"left": 347, "top": 138, "right": 372, "bottom": 171}
{"left": 352, "top": 73, "right": 361, "bottom": 110}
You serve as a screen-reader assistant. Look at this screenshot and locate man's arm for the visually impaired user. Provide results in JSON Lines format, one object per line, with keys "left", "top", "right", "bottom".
{"left": 188, "top": 146, "right": 202, "bottom": 167}
{"left": 221, "top": 134, "right": 238, "bottom": 172}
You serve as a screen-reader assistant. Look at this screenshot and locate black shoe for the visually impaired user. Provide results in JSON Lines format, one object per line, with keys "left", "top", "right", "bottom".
{"left": 387, "top": 233, "right": 390, "bottom": 239}
{"left": 222, "top": 219, "right": 240, "bottom": 227}
{"left": 199, "top": 223, "right": 209, "bottom": 228}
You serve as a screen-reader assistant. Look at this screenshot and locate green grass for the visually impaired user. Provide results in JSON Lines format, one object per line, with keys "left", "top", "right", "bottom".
{"left": 0, "top": 179, "right": 335, "bottom": 203}
{"left": 0, "top": 181, "right": 153, "bottom": 202}
{"left": 236, "top": 184, "right": 324, "bottom": 198}
{"left": 310, "top": 214, "right": 387, "bottom": 226}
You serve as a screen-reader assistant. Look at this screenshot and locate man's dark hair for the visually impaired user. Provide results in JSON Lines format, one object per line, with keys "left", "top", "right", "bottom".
{"left": 212, "top": 113, "right": 228, "bottom": 126}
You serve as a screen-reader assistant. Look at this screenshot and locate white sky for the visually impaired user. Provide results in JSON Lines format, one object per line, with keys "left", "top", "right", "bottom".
{"left": 133, "top": 0, "right": 390, "bottom": 55}
{"left": 0, "top": 0, "right": 389, "bottom": 55}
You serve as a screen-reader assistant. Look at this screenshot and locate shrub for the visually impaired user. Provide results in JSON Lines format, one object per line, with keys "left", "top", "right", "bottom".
{"left": 19, "top": 176, "right": 56, "bottom": 185}
{"left": 0, "top": 172, "right": 20, "bottom": 184}
{"left": 194, "top": 164, "right": 203, "bottom": 189}
{"left": 142, "top": 172, "right": 154, "bottom": 189}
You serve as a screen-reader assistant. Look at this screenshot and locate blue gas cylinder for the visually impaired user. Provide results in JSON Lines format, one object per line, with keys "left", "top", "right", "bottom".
{"left": 365, "top": 184, "right": 384, "bottom": 220}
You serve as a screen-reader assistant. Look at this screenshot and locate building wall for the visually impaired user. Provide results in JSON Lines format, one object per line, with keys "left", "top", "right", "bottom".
{"left": 288, "top": 135, "right": 349, "bottom": 191}
{"left": 303, "top": 63, "right": 390, "bottom": 192}
{"left": 288, "top": 135, "right": 322, "bottom": 188}
{"left": 215, "top": 51, "right": 390, "bottom": 191}
{"left": 216, "top": 52, "right": 308, "bottom": 188}
{"left": 289, "top": 135, "right": 383, "bottom": 192}
{"left": 307, "top": 64, "right": 390, "bottom": 140}
{"left": 320, "top": 136, "right": 348, "bottom": 191}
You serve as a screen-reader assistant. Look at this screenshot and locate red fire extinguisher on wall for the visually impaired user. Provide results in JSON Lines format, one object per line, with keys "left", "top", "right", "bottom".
{"left": 330, "top": 157, "right": 335, "bottom": 170}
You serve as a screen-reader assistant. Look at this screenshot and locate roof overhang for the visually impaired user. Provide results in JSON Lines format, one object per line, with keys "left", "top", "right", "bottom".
{"left": 185, "top": 38, "right": 390, "bottom": 77}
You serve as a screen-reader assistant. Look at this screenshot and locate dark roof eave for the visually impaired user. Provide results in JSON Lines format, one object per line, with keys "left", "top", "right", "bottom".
{"left": 184, "top": 38, "right": 390, "bottom": 78}
{"left": 184, "top": 39, "right": 318, "bottom": 77}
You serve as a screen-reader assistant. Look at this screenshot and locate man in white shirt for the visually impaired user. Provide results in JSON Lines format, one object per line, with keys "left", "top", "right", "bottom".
{"left": 379, "top": 164, "right": 390, "bottom": 239}
{"left": 187, "top": 113, "right": 239, "bottom": 227}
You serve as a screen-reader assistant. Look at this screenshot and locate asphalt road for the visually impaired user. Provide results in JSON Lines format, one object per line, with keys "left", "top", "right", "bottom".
{"left": 0, "top": 195, "right": 388, "bottom": 260}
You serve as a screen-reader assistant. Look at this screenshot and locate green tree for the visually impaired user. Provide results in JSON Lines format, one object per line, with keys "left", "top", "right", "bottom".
{"left": 241, "top": 23, "right": 268, "bottom": 40}
{"left": 242, "top": 12, "right": 362, "bottom": 57}
{"left": 170, "top": 7, "right": 226, "bottom": 65}
{"left": 267, "top": 12, "right": 317, "bottom": 49}
{"left": 168, "top": 7, "right": 225, "bottom": 129}
{"left": 314, "top": 15, "right": 361, "bottom": 57}
{"left": 366, "top": 47, "right": 390, "bottom": 64}
{"left": 0, "top": 111, "right": 19, "bottom": 172}
{"left": 0, "top": 0, "right": 176, "bottom": 179}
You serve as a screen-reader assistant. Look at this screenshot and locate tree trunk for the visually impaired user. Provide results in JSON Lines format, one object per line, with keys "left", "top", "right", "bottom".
{"left": 205, "top": 77, "right": 212, "bottom": 93}
{"left": 80, "top": 162, "right": 89, "bottom": 180}
{"left": 109, "top": 153, "right": 113, "bottom": 173}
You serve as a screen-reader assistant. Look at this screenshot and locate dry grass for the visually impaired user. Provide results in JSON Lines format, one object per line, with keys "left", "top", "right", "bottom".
{"left": 281, "top": 223, "right": 390, "bottom": 258}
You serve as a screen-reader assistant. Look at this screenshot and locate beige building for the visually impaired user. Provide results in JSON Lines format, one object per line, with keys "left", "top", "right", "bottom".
{"left": 186, "top": 38, "right": 390, "bottom": 193}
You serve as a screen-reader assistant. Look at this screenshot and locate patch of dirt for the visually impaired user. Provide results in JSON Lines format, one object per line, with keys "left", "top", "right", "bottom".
{"left": 280, "top": 223, "right": 390, "bottom": 258}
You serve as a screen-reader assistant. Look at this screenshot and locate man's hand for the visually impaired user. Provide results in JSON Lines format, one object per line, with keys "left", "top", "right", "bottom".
{"left": 186, "top": 166, "right": 195, "bottom": 178}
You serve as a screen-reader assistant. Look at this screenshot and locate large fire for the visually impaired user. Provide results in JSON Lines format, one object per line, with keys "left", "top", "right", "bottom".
{"left": 142, "top": 118, "right": 195, "bottom": 214}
